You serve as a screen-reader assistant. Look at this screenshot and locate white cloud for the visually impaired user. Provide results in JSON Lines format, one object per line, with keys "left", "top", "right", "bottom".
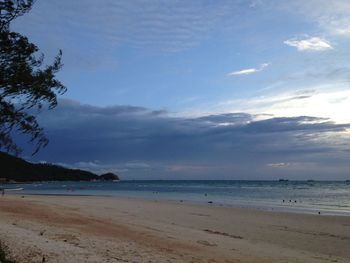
{"left": 260, "top": 89, "right": 350, "bottom": 124}
{"left": 284, "top": 37, "right": 333, "bottom": 51}
{"left": 183, "top": 83, "right": 350, "bottom": 125}
{"left": 278, "top": 1, "right": 350, "bottom": 38}
{"left": 227, "top": 63, "right": 269, "bottom": 76}
{"left": 267, "top": 163, "right": 291, "bottom": 168}
{"left": 224, "top": 87, "right": 350, "bottom": 124}
{"left": 324, "top": 17, "right": 350, "bottom": 37}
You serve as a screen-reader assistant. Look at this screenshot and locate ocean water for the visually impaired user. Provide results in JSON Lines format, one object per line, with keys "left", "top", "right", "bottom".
{"left": 4, "top": 180, "right": 350, "bottom": 216}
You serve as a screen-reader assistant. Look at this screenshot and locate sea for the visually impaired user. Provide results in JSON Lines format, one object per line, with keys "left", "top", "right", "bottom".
{"left": 4, "top": 180, "right": 350, "bottom": 216}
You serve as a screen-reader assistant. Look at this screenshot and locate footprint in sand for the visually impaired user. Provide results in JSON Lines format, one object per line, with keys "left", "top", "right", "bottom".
{"left": 54, "top": 233, "right": 80, "bottom": 245}
{"left": 203, "top": 229, "right": 243, "bottom": 239}
{"left": 197, "top": 240, "right": 217, "bottom": 247}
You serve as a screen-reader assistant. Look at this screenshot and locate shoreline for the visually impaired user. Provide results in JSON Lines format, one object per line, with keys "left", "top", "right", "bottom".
{"left": 5, "top": 180, "right": 350, "bottom": 218}
{"left": 10, "top": 191, "right": 350, "bottom": 217}
{"left": 1, "top": 194, "right": 350, "bottom": 262}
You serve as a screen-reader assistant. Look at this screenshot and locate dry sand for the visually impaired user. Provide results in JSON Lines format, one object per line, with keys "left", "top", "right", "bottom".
{"left": 0, "top": 195, "right": 349, "bottom": 262}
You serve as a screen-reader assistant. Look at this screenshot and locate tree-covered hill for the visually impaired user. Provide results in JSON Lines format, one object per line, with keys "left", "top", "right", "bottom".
{"left": 0, "top": 152, "right": 119, "bottom": 182}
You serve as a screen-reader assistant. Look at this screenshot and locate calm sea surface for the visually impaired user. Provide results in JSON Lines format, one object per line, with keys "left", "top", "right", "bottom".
{"left": 4, "top": 180, "right": 350, "bottom": 216}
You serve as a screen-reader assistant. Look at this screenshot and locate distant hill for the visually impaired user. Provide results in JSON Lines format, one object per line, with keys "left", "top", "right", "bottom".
{"left": 99, "top": 173, "right": 120, "bottom": 181}
{"left": 0, "top": 152, "right": 119, "bottom": 182}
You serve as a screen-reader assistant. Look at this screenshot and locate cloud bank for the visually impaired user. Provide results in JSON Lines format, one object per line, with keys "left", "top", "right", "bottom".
{"left": 18, "top": 99, "right": 350, "bottom": 180}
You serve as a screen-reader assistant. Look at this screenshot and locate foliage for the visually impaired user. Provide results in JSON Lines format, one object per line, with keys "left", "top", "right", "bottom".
{"left": 0, "top": 0, "right": 65, "bottom": 155}
{"left": 0, "top": 151, "right": 99, "bottom": 182}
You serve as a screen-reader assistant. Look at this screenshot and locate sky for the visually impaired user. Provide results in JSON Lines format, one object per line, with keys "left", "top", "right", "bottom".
{"left": 11, "top": 0, "right": 350, "bottom": 180}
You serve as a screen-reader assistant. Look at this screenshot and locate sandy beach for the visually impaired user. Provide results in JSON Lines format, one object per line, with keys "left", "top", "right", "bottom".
{"left": 0, "top": 195, "right": 349, "bottom": 263}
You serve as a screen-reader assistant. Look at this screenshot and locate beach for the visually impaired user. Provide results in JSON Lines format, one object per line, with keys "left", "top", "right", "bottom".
{"left": 0, "top": 195, "right": 349, "bottom": 263}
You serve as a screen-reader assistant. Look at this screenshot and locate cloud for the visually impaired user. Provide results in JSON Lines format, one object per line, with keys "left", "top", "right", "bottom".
{"left": 124, "top": 162, "right": 151, "bottom": 169}
{"left": 326, "top": 17, "right": 350, "bottom": 37}
{"left": 165, "top": 164, "right": 210, "bottom": 173}
{"left": 284, "top": 37, "right": 333, "bottom": 51}
{"left": 276, "top": 1, "right": 350, "bottom": 38}
{"left": 227, "top": 63, "right": 269, "bottom": 76}
{"left": 267, "top": 162, "right": 291, "bottom": 168}
{"left": 12, "top": 0, "right": 244, "bottom": 59}
{"left": 203, "top": 86, "right": 350, "bottom": 125}
{"left": 16, "top": 99, "right": 350, "bottom": 180}
{"left": 249, "top": 0, "right": 263, "bottom": 8}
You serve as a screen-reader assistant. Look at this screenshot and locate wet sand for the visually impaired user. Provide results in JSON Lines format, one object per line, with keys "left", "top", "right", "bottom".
{"left": 0, "top": 195, "right": 349, "bottom": 262}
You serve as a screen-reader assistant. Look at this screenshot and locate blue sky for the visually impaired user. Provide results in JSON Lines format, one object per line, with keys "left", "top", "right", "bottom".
{"left": 11, "top": 0, "right": 350, "bottom": 179}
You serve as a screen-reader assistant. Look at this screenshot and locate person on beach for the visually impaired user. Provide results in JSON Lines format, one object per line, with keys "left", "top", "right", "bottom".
{"left": 1, "top": 188, "right": 4, "bottom": 197}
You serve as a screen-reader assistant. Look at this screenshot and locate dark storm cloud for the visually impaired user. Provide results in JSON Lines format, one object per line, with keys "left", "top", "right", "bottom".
{"left": 20, "top": 99, "right": 350, "bottom": 179}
